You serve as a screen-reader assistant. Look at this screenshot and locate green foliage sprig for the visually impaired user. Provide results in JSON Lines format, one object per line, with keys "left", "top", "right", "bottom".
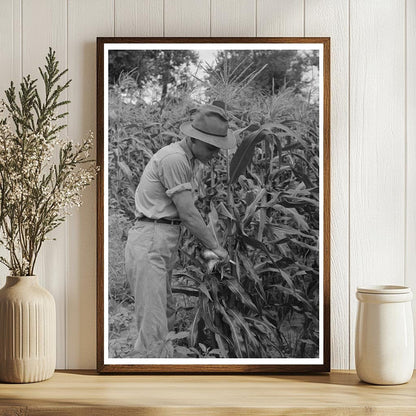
{"left": 0, "top": 48, "right": 96, "bottom": 276}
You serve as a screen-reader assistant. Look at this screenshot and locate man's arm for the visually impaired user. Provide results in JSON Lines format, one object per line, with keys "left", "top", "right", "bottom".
{"left": 171, "top": 190, "right": 228, "bottom": 259}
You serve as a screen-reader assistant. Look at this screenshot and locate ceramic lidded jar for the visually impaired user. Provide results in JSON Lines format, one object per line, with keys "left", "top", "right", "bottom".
{"left": 0, "top": 276, "right": 56, "bottom": 383}
{"left": 355, "top": 285, "right": 414, "bottom": 385}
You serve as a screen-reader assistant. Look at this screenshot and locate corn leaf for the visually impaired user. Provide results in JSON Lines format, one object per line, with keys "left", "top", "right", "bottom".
{"left": 199, "top": 282, "right": 213, "bottom": 302}
{"left": 171, "top": 286, "right": 199, "bottom": 297}
{"left": 218, "top": 306, "right": 244, "bottom": 358}
{"left": 117, "top": 160, "right": 133, "bottom": 181}
{"left": 214, "top": 334, "right": 229, "bottom": 358}
{"left": 217, "top": 201, "right": 236, "bottom": 220}
{"left": 228, "top": 309, "right": 259, "bottom": 349}
{"left": 242, "top": 188, "right": 267, "bottom": 225}
{"left": 280, "top": 270, "right": 296, "bottom": 291}
{"left": 262, "top": 122, "right": 308, "bottom": 148}
{"left": 224, "top": 279, "right": 258, "bottom": 312}
{"left": 237, "top": 252, "right": 262, "bottom": 285}
{"left": 229, "top": 128, "right": 275, "bottom": 184}
{"left": 269, "top": 283, "right": 313, "bottom": 311}
{"left": 188, "top": 308, "right": 201, "bottom": 347}
{"left": 207, "top": 203, "right": 221, "bottom": 245}
{"left": 245, "top": 316, "right": 277, "bottom": 335}
{"left": 200, "top": 296, "right": 216, "bottom": 332}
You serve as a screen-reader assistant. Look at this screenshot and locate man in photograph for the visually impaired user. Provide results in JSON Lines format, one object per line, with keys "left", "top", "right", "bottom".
{"left": 125, "top": 101, "right": 235, "bottom": 358}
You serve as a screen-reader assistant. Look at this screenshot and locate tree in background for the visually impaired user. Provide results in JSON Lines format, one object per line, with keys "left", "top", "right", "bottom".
{"left": 213, "top": 50, "right": 319, "bottom": 96}
{"left": 109, "top": 50, "right": 198, "bottom": 100}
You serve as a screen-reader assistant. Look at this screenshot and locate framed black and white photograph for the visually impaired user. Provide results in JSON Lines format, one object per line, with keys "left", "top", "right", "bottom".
{"left": 97, "top": 37, "right": 330, "bottom": 373}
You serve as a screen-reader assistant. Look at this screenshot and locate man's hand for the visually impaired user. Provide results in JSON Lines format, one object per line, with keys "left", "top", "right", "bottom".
{"left": 202, "top": 247, "right": 229, "bottom": 273}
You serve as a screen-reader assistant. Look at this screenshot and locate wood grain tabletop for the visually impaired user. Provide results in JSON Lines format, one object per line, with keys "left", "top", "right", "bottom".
{"left": 0, "top": 370, "right": 415, "bottom": 415}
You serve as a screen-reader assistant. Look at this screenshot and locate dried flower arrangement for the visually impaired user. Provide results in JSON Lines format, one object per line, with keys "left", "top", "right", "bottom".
{"left": 0, "top": 48, "right": 96, "bottom": 276}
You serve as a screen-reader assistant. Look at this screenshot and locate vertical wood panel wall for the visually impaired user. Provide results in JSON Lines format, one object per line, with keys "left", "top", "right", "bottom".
{"left": 66, "top": 0, "right": 114, "bottom": 370}
{"left": 407, "top": 0, "right": 416, "bottom": 359}
{"left": 305, "top": 0, "right": 350, "bottom": 371}
{"left": 349, "top": 0, "right": 406, "bottom": 368}
{"left": 0, "top": 0, "right": 413, "bottom": 370}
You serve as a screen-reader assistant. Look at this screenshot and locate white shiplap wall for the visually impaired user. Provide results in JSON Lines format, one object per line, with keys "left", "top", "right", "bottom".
{"left": 0, "top": 0, "right": 414, "bottom": 370}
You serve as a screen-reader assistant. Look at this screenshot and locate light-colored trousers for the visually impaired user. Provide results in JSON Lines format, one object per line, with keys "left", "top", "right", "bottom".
{"left": 125, "top": 221, "right": 180, "bottom": 357}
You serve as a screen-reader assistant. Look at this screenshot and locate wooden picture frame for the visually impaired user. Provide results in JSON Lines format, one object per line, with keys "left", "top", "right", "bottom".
{"left": 97, "top": 37, "right": 330, "bottom": 373}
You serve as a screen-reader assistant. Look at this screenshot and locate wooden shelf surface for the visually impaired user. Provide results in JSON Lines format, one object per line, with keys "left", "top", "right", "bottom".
{"left": 0, "top": 370, "right": 415, "bottom": 415}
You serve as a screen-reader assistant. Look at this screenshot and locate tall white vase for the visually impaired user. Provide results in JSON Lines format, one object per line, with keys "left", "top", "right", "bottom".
{"left": 0, "top": 276, "right": 56, "bottom": 383}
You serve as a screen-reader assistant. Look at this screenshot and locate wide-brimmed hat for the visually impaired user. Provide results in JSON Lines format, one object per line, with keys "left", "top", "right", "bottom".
{"left": 180, "top": 101, "right": 236, "bottom": 150}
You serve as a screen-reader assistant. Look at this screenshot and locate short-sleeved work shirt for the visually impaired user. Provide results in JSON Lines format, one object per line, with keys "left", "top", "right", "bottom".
{"left": 134, "top": 138, "right": 195, "bottom": 220}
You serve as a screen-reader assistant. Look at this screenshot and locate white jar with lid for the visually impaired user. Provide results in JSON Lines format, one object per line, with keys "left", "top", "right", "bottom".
{"left": 355, "top": 285, "right": 414, "bottom": 385}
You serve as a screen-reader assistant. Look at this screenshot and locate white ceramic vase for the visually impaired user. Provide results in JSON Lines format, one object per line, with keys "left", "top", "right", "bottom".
{"left": 355, "top": 285, "right": 414, "bottom": 385}
{"left": 0, "top": 276, "right": 56, "bottom": 383}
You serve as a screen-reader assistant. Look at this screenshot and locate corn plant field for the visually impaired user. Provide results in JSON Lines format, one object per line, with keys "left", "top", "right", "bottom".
{"left": 107, "top": 49, "right": 321, "bottom": 359}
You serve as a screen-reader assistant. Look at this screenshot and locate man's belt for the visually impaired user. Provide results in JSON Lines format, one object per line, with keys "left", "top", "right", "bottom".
{"left": 137, "top": 216, "right": 181, "bottom": 225}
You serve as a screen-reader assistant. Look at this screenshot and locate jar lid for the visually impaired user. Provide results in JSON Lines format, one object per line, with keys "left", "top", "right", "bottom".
{"left": 357, "top": 285, "right": 411, "bottom": 294}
